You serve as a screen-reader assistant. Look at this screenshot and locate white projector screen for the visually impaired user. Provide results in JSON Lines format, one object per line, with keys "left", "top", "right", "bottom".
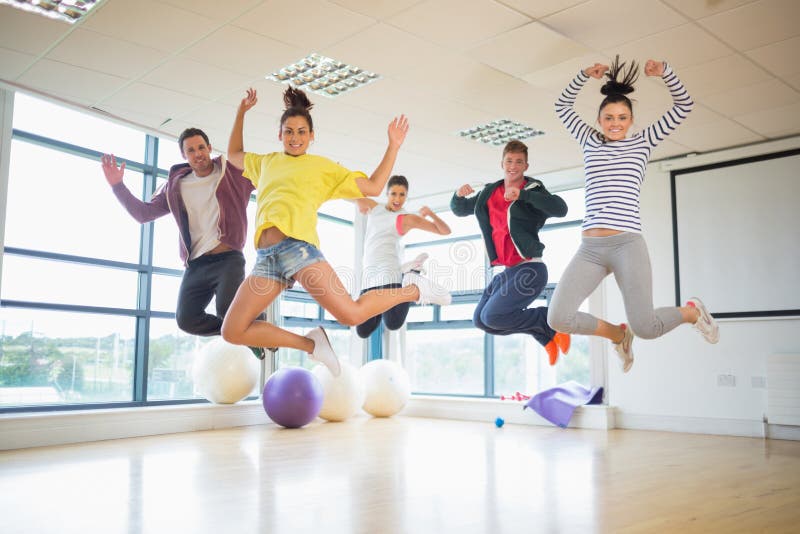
{"left": 672, "top": 150, "right": 800, "bottom": 317}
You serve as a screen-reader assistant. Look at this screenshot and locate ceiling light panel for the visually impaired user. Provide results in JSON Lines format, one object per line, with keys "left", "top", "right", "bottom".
{"left": 266, "top": 53, "right": 380, "bottom": 98}
{"left": 0, "top": 0, "right": 102, "bottom": 23}
{"left": 459, "top": 119, "right": 544, "bottom": 145}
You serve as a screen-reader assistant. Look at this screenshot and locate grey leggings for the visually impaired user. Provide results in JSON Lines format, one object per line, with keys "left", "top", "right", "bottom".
{"left": 547, "top": 232, "right": 683, "bottom": 339}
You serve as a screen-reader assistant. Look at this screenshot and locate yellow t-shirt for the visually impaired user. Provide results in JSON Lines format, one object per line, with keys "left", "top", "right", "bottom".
{"left": 243, "top": 152, "right": 366, "bottom": 248}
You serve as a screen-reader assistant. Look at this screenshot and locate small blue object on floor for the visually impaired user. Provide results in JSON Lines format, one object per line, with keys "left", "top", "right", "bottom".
{"left": 523, "top": 381, "right": 603, "bottom": 428}
{"left": 494, "top": 417, "right": 505, "bottom": 428}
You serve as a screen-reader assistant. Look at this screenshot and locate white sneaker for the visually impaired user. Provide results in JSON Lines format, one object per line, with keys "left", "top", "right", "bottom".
{"left": 402, "top": 271, "right": 451, "bottom": 306}
{"left": 306, "top": 326, "right": 341, "bottom": 376}
{"left": 687, "top": 297, "right": 719, "bottom": 344}
{"left": 613, "top": 324, "right": 634, "bottom": 373}
{"left": 401, "top": 252, "right": 429, "bottom": 274}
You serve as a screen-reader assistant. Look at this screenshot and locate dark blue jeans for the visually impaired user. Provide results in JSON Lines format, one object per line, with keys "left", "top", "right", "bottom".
{"left": 473, "top": 261, "right": 555, "bottom": 348}
{"left": 176, "top": 250, "right": 245, "bottom": 336}
{"left": 356, "top": 283, "right": 411, "bottom": 339}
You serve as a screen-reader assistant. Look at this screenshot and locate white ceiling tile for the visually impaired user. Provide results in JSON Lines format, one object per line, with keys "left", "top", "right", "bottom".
{"left": 745, "top": 37, "right": 800, "bottom": 78}
{"left": 499, "top": 0, "right": 589, "bottom": 19}
{"left": 161, "top": 0, "right": 262, "bottom": 19}
{"left": 0, "top": 47, "right": 36, "bottom": 80}
{"left": 142, "top": 57, "right": 254, "bottom": 100}
{"left": 787, "top": 73, "right": 800, "bottom": 92}
{"left": 177, "top": 101, "right": 239, "bottom": 139}
{"left": 16, "top": 59, "right": 128, "bottom": 106}
{"left": 99, "top": 105, "right": 171, "bottom": 130}
{"left": 697, "top": 0, "right": 800, "bottom": 51}
{"left": 232, "top": 0, "right": 375, "bottom": 50}
{"left": 605, "top": 24, "right": 733, "bottom": 70}
{"left": 0, "top": 5, "right": 71, "bottom": 55}
{"left": 542, "top": 0, "right": 687, "bottom": 50}
{"left": 734, "top": 101, "right": 800, "bottom": 137}
{"left": 524, "top": 53, "right": 610, "bottom": 90}
{"left": 182, "top": 25, "right": 304, "bottom": 78}
{"left": 661, "top": 0, "right": 756, "bottom": 19}
{"left": 702, "top": 79, "right": 799, "bottom": 116}
{"left": 667, "top": 117, "right": 764, "bottom": 152}
{"left": 387, "top": 0, "right": 531, "bottom": 51}
{"left": 329, "top": 0, "right": 424, "bottom": 20}
{"left": 678, "top": 54, "right": 771, "bottom": 98}
{"left": 469, "top": 22, "right": 589, "bottom": 77}
{"left": 650, "top": 138, "right": 694, "bottom": 160}
{"left": 83, "top": 0, "right": 219, "bottom": 53}
{"left": 100, "top": 83, "right": 207, "bottom": 120}
{"left": 45, "top": 29, "right": 167, "bottom": 80}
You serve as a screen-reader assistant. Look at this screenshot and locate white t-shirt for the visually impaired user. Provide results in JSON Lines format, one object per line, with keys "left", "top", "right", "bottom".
{"left": 362, "top": 205, "right": 405, "bottom": 288}
{"left": 181, "top": 162, "right": 223, "bottom": 260}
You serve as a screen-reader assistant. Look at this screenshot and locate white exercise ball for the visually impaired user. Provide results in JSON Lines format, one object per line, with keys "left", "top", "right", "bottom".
{"left": 359, "top": 359, "right": 411, "bottom": 417}
{"left": 193, "top": 338, "right": 259, "bottom": 404}
{"left": 312, "top": 362, "right": 365, "bottom": 422}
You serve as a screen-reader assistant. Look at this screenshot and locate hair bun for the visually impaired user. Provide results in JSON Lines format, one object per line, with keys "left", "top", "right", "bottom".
{"left": 600, "top": 81, "right": 635, "bottom": 96}
{"left": 600, "top": 55, "right": 639, "bottom": 97}
{"left": 283, "top": 86, "right": 314, "bottom": 111}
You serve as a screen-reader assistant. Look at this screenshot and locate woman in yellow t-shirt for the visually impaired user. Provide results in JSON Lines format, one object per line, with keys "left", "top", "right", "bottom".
{"left": 222, "top": 87, "right": 451, "bottom": 376}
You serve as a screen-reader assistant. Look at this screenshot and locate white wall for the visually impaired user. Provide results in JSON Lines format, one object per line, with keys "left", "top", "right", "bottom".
{"left": 593, "top": 136, "right": 800, "bottom": 434}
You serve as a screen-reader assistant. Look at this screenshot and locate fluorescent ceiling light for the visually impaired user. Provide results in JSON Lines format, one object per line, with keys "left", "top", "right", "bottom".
{"left": 459, "top": 119, "right": 544, "bottom": 146}
{"left": 266, "top": 53, "right": 380, "bottom": 98}
{"left": 0, "top": 0, "right": 102, "bottom": 23}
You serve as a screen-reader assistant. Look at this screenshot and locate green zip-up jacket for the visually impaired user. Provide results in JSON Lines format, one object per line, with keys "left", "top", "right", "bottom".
{"left": 450, "top": 177, "right": 567, "bottom": 263}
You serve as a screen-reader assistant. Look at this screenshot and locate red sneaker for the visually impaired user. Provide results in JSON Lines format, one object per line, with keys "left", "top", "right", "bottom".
{"left": 545, "top": 340, "right": 559, "bottom": 366}
{"left": 554, "top": 332, "right": 571, "bottom": 355}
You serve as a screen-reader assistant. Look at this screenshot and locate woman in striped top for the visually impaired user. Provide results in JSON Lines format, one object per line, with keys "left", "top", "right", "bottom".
{"left": 547, "top": 56, "right": 719, "bottom": 373}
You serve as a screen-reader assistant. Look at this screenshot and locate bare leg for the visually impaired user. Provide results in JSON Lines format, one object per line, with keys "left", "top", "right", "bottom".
{"left": 293, "top": 261, "right": 419, "bottom": 326}
{"left": 221, "top": 275, "right": 313, "bottom": 352}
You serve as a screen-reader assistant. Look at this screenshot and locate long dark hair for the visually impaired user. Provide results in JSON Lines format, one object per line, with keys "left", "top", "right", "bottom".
{"left": 280, "top": 87, "right": 314, "bottom": 131}
{"left": 598, "top": 55, "right": 639, "bottom": 116}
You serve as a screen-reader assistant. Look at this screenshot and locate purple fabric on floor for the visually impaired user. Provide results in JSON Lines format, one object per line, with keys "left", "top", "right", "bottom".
{"left": 523, "top": 381, "right": 603, "bottom": 428}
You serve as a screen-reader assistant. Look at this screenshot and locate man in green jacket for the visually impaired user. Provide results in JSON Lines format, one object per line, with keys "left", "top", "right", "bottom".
{"left": 451, "top": 140, "right": 570, "bottom": 365}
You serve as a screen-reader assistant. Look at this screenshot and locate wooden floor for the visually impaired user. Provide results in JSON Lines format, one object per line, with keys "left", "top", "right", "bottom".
{"left": 1, "top": 417, "right": 798, "bottom": 534}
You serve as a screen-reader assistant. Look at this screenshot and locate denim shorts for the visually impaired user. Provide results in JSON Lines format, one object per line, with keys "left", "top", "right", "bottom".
{"left": 251, "top": 238, "right": 326, "bottom": 287}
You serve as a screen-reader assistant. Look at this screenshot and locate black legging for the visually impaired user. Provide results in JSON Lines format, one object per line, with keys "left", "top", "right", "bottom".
{"left": 356, "top": 283, "right": 411, "bottom": 338}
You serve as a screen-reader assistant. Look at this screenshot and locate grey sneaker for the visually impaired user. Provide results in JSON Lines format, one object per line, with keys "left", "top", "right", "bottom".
{"left": 306, "top": 326, "right": 341, "bottom": 376}
{"left": 402, "top": 271, "right": 451, "bottom": 306}
{"left": 401, "top": 252, "right": 429, "bottom": 274}
{"left": 613, "top": 324, "right": 634, "bottom": 373}
{"left": 687, "top": 297, "right": 719, "bottom": 344}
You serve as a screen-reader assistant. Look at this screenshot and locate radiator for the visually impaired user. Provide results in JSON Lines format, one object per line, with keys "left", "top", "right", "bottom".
{"left": 766, "top": 353, "right": 800, "bottom": 426}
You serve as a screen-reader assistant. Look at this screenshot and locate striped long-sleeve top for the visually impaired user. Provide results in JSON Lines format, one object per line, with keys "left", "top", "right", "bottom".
{"left": 555, "top": 63, "right": 693, "bottom": 233}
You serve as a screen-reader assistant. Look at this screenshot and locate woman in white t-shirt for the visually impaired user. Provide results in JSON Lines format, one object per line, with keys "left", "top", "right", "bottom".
{"left": 356, "top": 175, "right": 451, "bottom": 339}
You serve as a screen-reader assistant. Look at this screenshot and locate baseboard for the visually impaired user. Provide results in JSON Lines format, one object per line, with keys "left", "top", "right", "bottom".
{"left": 404, "top": 395, "right": 615, "bottom": 430}
{"left": 614, "top": 411, "right": 767, "bottom": 438}
{"left": 0, "top": 401, "right": 270, "bottom": 450}
{"left": 766, "top": 424, "right": 800, "bottom": 441}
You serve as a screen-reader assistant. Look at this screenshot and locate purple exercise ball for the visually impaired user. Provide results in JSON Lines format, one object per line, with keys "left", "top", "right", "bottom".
{"left": 262, "top": 367, "right": 324, "bottom": 428}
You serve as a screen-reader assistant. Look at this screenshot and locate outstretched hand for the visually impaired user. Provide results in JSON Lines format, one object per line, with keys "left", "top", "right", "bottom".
{"left": 101, "top": 154, "right": 125, "bottom": 186}
{"left": 239, "top": 88, "right": 258, "bottom": 113}
{"left": 644, "top": 59, "right": 665, "bottom": 77}
{"left": 388, "top": 114, "right": 409, "bottom": 149}
{"left": 456, "top": 184, "right": 474, "bottom": 197}
{"left": 583, "top": 63, "right": 609, "bottom": 79}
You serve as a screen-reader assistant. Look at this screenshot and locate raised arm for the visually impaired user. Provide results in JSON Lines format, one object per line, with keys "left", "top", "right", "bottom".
{"left": 517, "top": 181, "right": 568, "bottom": 218}
{"left": 102, "top": 154, "right": 169, "bottom": 223}
{"left": 401, "top": 206, "right": 451, "bottom": 236}
{"left": 450, "top": 184, "right": 479, "bottom": 217}
{"left": 642, "top": 60, "right": 694, "bottom": 147}
{"left": 356, "top": 115, "right": 409, "bottom": 197}
{"left": 228, "top": 88, "right": 258, "bottom": 170}
{"left": 554, "top": 63, "right": 607, "bottom": 147}
{"left": 355, "top": 197, "right": 378, "bottom": 214}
